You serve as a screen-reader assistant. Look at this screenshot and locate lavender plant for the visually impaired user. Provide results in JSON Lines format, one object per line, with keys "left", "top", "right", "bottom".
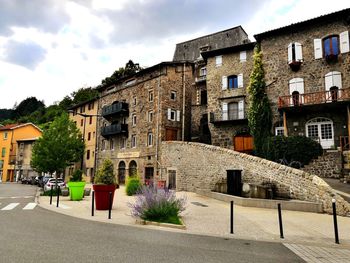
{"left": 129, "top": 186, "right": 187, "bottom": 225}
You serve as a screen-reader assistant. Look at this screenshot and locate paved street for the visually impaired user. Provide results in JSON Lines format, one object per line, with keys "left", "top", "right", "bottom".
{"left": 0, "top": 183, "right": 304, "bottom": 263}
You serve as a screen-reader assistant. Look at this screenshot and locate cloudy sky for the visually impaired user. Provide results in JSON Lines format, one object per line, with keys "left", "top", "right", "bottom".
{"left": 0, "top": 0, "right": 349, "bottom": 109}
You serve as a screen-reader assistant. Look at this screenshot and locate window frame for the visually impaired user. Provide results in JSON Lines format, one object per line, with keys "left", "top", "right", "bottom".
{"left": 147, "top": 132, "right": 153, "bottom": 147}
{"left": 170, "top": 91, "right": 177, "bottom": 101}
{"left": 148, "top": 111, "right": 153, "bottom": 122}
{"left": 132, "top": 114, "right": 137, "bottom": 126}
{"left": 131, "top": 135, "right": 137, "bottom": 148}
{"left": 149, "top": 90, "right": 154, "bottom": 102}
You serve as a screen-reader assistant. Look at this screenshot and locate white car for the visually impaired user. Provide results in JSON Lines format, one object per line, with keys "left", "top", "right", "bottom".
{"left": 44, "top": 178, "right": 66, "bottom": 192}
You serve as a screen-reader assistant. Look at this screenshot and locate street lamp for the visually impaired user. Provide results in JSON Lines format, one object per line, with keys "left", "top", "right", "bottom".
{"left": 68, "top": 110, "right": 101, "bottom": 181}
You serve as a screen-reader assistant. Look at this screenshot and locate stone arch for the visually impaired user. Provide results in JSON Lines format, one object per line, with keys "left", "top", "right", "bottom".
{"left": 118, "top": 161, "right": 126, "bottom": 185}
{"left": 129, "top": 160, "right": 137, "bottom": 177}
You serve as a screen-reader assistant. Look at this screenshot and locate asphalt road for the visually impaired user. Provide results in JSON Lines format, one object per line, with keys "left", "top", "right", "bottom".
{"left": 0, "top": 183, "right": 304, "bottom": 263}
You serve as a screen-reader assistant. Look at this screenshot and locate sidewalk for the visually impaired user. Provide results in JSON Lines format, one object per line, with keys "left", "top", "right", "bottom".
{"left": 38, "top": 185, "right": 350, "bottom": 262}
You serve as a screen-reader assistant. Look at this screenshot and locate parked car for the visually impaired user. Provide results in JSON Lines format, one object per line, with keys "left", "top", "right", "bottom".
{"left": 34, "top": 175, "right": 43, "bottom": 186}
{"left": 41, "top": 176, "right": 52, "bottom": 187}
{"left": 44, "top": 178, "right": 66, "bottom": 192}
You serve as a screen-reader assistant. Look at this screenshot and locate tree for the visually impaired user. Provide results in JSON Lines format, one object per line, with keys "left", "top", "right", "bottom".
{"left": 247, "top": 44, "right": 272, "bottom": 157}
{"left": 31, "top": 113, "right": 85, "bottom": 177}
{"left": 71, "top": 87, "right": 98, "bottom": 105}
{"left": 15, "top": 97, "right": 45, "bottom": 118}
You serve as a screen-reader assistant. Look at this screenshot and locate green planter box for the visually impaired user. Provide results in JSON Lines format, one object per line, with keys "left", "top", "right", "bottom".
{"left": 68, "top": 182, "right": 86, "bottom": 201}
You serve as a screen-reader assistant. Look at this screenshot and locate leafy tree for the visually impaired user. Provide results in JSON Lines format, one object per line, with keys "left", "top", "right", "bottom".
{"left": 58, "top": 96, "right": 73, "bottom": 110}
{"left": 247, "top": 44, "right": 272, "bottom": 157}
{"left": 71, "top": 87, "right": 98, "bottom": 105}
{"left": 0, "top": 109, "right": 15, "bottom": 122}
{"left": 14, "top": 97, "right": 45, "bottom": 118}
{"left": 31, "top": 113, "right": 85, "bottom": 176}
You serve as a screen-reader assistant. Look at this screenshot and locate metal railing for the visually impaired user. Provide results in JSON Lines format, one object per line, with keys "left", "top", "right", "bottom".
{"left": 278, "top": 88, "right": 350, "bottom": 108}
{"left": 101, "top": 124, "right": 128, "bottom": 137}
{"left": 102, "top": 102, "right": 129, "bottom": 117}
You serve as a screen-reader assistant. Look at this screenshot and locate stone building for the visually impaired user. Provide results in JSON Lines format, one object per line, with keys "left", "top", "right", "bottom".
{"left": 201, "top": 42, "right": 255, "bottom": 151}
{"left": 68, "top": 98, "right": 99, "bottom": 182}
{"left": 254, "top": 8, "right": 350, "bottom": 150}
{"left": 172, "top": 26, "right": 251, "bottom": 144}
{"left": 96, "top": 61, "right": 194, "bottom": 185}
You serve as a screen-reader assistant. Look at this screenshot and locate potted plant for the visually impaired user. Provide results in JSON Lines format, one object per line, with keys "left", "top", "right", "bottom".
{"left": 93, "top": 159, "right": 118, "bottom": 210}
{"left": 67, "top": 169, "right": 86, "bottom": 201}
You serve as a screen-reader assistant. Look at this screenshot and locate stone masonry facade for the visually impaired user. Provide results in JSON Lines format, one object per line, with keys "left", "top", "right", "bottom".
{"left": 161, "top": 141, "right": 350, "bottom": 216}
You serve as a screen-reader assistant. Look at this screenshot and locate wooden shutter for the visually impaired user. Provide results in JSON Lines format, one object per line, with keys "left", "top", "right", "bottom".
{"left": 287, "top": 43, "right": 293, "bottom": 63}
{"left": 167, "top": 108, "right": 171, "bottom": 120}
{"left": 325, "top": 72, "right": 333, "bottom": 91}
{"left": 237, "top": 74, "right": 243, "bottom": 88}
{"left": 333, "top": 71, "right": 342, "bottom": 89}
{"left": 176, "top": 110, "right": 181, "bottom": 122}
{"left": 216, "top": 56, "right": 222, "bottom": 66}
{"left": 222, "top": 102, "right": 228, "bottom": 121}
{"left": 340, "top": 31, "right": 350, "bottom": 53}
{"left": 295, "top": 42, "right": 303, "bottom": 61}
{"left": 296, "top": 78, "right": 304, "bottom": 94}
{"left": 238, "top": 100, "right": 244, "bottom": 119}
{"left": 240, "top": 51, "right": 246, "bottom": 62}
{"left": 314, "top": 39, "right": 322, "bottom": 59}
{"left": 222, "top": 76, "right": 227, "bottom": 90}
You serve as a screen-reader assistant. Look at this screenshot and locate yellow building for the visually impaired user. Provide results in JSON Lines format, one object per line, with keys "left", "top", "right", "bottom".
{"left": 68, "top": 98, "right": 98, "bottom": 182}
{"left": 0, "top": 123, "right": 42, "bottom": 182}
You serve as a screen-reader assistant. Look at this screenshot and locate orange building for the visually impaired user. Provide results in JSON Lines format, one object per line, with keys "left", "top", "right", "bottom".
{"left": 0, "top": 123, "right": 42, "bottom": 182}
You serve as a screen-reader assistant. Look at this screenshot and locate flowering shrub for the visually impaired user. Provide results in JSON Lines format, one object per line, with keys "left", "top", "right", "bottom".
{"left": 129, "top": 186, "right": 186, "bottom": 225}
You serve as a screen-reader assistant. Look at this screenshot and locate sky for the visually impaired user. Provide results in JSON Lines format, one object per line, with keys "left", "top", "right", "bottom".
{"left": 0, "top": 0, "right": 349, "bottom": 109}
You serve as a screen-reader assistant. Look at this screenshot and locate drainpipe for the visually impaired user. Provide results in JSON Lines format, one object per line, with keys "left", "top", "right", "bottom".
{"left": 182, "top": 62, "right": 186, "bottom": 141}
{"left": 155, "top": 65, "right": 161, "bottom": 180}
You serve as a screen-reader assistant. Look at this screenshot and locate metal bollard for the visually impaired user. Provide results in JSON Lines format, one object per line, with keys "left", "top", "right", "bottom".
{"left": 50, "top": 185, "right": 53, "bottom": 205}
{"left": 91, "top": 191, "right": 95, "bottom": 217}
{"left": 332, "top": 199, "right": 340, "bottom": 244}
{"left": 108, "top": 192, "right": 112, "bottom": 219}
{"left": 56, "top": 186, "right": 60, "bottom": 208}
{"left": 230, "top": 201, "right": 234, "bottom": 234}
{"left": 277, "top": 203, "right": 284, "bottom": 239}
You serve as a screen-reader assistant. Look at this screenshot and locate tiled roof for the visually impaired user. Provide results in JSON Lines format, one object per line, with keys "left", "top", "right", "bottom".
{"left": 0, "top": 124, "right": 20, "bottom": 131}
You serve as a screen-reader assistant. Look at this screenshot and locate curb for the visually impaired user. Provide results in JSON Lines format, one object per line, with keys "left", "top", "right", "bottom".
{"left": 135, "top": 218, "right": 186, "bottom": 230}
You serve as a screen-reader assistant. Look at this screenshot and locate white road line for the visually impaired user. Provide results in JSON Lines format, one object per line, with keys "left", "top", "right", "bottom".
{"left": 1, "top": 203, "right": 20, "bottom": 210}
{"left": 23, "top": 203, "right": 37, "bottom": 210}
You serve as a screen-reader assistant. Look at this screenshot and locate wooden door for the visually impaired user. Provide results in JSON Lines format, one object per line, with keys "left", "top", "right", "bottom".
{"left": 234, "top": 135, "right": 253, "bottom": 153}
{"left": 165, "top": 128, "right": 178, "bottom": 141}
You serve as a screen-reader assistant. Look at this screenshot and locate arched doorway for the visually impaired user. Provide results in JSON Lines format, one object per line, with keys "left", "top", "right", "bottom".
{"left": 329, "top": 86, "right": 339, "bottom": 102}
{"left": 129, "top": 160, "right": 137, "bottom": 177}
{"left": 118, "top": 161, "right": 126, "bottom": 185}
{"left": 306, "top": 117, "right": 334, "bottom": 149}
{"left": 292, "top": 91, "right": 300, "bottom": 106}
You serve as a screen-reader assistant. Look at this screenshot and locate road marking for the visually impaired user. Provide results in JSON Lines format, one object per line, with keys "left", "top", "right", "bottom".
{"left": 1, "top": 203, "right": 20, "bottom": 210}
{"left": 0, "top": 196, "right": 33, "bottom": 199}
{"left": 284, "top": 243, "right": 350, "bottom": 263}
{"left": 23, "top": 203, "right": 37, "bottom": 210}
{"left": 58, "top": 204, "right": 71, "bottom": 209}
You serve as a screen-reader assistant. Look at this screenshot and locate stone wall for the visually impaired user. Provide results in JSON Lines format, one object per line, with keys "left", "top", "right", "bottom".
{"left": 160, "top": 141, "right": 350, "bottom": 216}
{"left": 302, "top": 150, "right": 342, "bottom": 178}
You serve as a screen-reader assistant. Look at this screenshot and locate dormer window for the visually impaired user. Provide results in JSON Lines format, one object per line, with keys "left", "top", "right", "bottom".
{"left": 287, "top": 42, "right": 302, "bottom": 71}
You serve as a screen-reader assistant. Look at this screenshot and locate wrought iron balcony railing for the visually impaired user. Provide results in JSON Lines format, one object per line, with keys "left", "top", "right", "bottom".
{"left": 102, "top": 102, "right": 129, "bottom": 118}
{"left": 101, "top": 124, "right": 128, "bottom": 137}
{"left": 278, "top": 88, "right": 350, "bottom": 108}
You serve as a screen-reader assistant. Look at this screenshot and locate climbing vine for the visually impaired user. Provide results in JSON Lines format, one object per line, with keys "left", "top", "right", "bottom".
{"left": 247, "top": 44, "right": 272, "bottom": 157}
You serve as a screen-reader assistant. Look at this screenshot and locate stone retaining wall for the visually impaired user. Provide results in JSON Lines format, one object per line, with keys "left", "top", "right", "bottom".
{"left": 160, "top": 141, "right": 350, "bottom": 216}
{"left": 302, "top": 151, "right": 342, "bottom": 178}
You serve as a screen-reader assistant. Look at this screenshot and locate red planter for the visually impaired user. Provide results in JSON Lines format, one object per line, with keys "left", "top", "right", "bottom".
{"left": 93, "top": 184, "right": 116, "bottom": 210}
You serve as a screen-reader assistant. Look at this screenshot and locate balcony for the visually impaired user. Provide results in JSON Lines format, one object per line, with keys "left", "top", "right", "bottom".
{"left": 102, "top": 102, "right": 129, "bottom": 119}
{"left": 101, "top": 124, "right": 128, "bottom": 137}
{"left": 195, "top": 75, "right": 206, "bottom": 83}
{"left": 278, "top": 88, "right": 350, "bottom": 109}
{"left": 209, "top": 112, "right": 247, "bottom": 125}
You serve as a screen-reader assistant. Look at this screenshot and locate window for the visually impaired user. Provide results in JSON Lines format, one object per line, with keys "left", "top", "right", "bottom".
{"left": 86, "top": 150, "right": 90, "bottom": 160}
{"left": 148, "top": 111, "right": 153, "bottom": 122}
{"left": 3, "top": 132, "right": 8, "bottom": 140}
{"left": 73, "top": 109, "right": 77, "bottom": 116}
{"left": 325, "top": 71, "right": 342, "bottom": 90}
{"left": 131, "top": 135, "right": 137, "bottom": 148}
{"left": 1, "top": 147, "right": 5, "bottom": 157}
{"left": 132, "top": 114, "right": 137, "bottom": 126}
{"left": 200, "top": 67, "right": 207, "bottom": 76}
{"left": 125, "top": 79, "right": 136, "bottom": 86}
{"left": 324, "top": 36, "right": 339, "bottom": 57}
{"left": 201, "top": 90, "right": 207, "bottom": 105}
{"left": 222, "top": 74, "right": 243, "bottom": 90}
{"left": 133, "top": 97, "right": 137, "bottom": 106}
{"left": 120, "top": 138, "right": 126, "bottom": 149}
{"left": 101, "top": 140, "right": 106, "bottom": 151}
{"left": 240, "top": 51, "right": 247, "bottom": 62}
{"left": 89, "top": 116, "right": 92, "bottom": 125}
{"left": 170, "top": 91, "right": 177, "bottom": 100}
{"left": 80, "top": 119, "right": 84, "bottom": 126}
{"left": 88, "top": 102, "right": 94, "bottom": 110}
{"left": 314, "top": 32, "right": 350, "bottom": 59}
{"left": 289, "top": 78, "right": 304, "bottom": 106}
{"left": 88, "top": 132, "right": 91, "bottom": 141}
{"left": 215, "top": 55, "right": 222, "bottom": 66}
{"left": 80, "top": 106, "right": 85, "bottom": 113}
{"left": 222, "top": 101, "right": 244, "bottom": 120}
{"left": 147, "top": 132, "right": 153, "bottom": 146}
{"left": 110, "top": 139, "right": 114, "bottom": 150}
{"left": 167, "top": 109, "right": 180, "bottom": 121}
{"left": 275, "top": 127, "right": 284, "bottom": 136}
{"left": 149, "top": 90, "right": 154, "bottom": 102}
{"left": 288, "top": 42, "right": 303, "bottom": 64}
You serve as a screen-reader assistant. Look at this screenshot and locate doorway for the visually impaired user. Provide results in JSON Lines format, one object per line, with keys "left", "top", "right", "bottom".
{"left": 118, "top": 161, "right": 126, "bottom": 185}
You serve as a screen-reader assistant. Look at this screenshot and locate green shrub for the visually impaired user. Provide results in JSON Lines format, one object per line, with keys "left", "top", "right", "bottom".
{"left": 126, "top": 176, "right": 141, "bottom": 196}
{"left": 265, "top": 136, "right": 323, "bottom": 167}
{"left": 94, "top": 159, "right": 117, "bottom": 185}
{"left": 70, "top": 169, "right": 83, "bottom": 182}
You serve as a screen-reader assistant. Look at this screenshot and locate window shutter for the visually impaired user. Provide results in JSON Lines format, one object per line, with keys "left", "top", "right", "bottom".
{"left": 222, "top": 102, "right": 228, "bottom": 121}
{"left": 167, "top": 108, "right": 171, "bottom": 120}
{"left": 289, "top": 79, "right": 297, "bottom": 94}
{"left": 237, "top": 74, "right": 243, "bottom": 88}
{"left": 314, "top": 39, "right": 322, "bottom": 59}
{"left": 238, "top": 100, "right": 244, "bottom": 119}
{"left": 340, "top": 31, "right": 350, "bottom": 53}
{"left": 333, "top": 72, "right": 342, "bottom": 89}
{"left": 296, "top": 78, "right": 304, "bottom": 94}
{"left": 324, "top": 73, "right": 333, "bottom": 91}
{"left": 222, "top": 76, "right": 227, "bottom": 90}
{"left": 176, "top": 110, "right": 181, "bottom": 122}
{"left": 287, "top": 43, "right": 293, "bottom": 63}
{"left": 240, "top": 51, "right": 247, "bottom": 62}
{"left": 216, "top": 56, "right": 222, "bottom": 66}
{"left": 295, "top": 42, "right": 303, "bottom": 61}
